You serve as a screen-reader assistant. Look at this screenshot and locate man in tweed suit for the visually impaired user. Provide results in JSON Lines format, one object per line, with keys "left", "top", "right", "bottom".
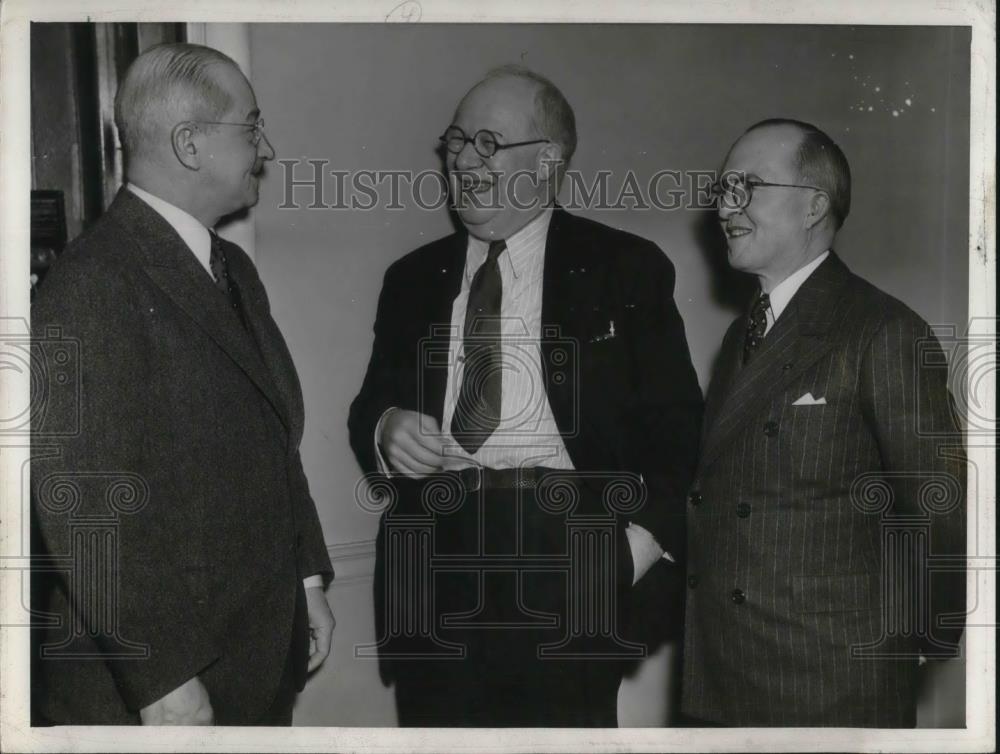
{"left": 683, "top": 119, "right": 966, "bottom": 726}
{"left": 31, "top": 43, "right": 333, "bottom": 725}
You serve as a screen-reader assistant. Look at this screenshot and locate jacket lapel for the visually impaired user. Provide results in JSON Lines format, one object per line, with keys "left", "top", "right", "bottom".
{"left": 110, "top": 190, "right": 290, "bottom": 430}
{"left": 700, "top": 318, "right": 745, "bottom": 449}
{"left": 700, "top": 252, "right": 853, "bottom": 470}
{"left": 422, "top": 233, "right": 467, "bottom": 424}
{"left": 540, "top": 208, "right": 592, "bottom": 442}
{"left": 223, "top": 246, "right": 297, "bottom": 435}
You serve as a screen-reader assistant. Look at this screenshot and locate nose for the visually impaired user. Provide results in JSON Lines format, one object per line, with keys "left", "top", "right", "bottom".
{"left": 257, "top": 132, "right": 275, "bottom": 161}
{"left": 453, "top": 139, "right": 483, "bottom": 171}
{"left": 717, "top": 198, "right": 739, "bottom": 221}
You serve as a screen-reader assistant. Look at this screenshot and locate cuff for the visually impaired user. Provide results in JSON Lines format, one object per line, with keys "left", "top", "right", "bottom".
{"left": 373, "top": 407, "right": 397, "bottom": 475}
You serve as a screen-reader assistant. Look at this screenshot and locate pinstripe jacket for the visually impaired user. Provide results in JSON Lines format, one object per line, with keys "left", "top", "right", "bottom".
{"left": 682, "top": 252, "right": 966, "bottom": 727}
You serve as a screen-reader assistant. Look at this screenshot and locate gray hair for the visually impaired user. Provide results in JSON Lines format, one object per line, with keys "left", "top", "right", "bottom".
{"left": 482, "top": 65, "right": 577, "bottom": 165}
{"left": 114, "top": 43, "right": 239, "bottom": 160}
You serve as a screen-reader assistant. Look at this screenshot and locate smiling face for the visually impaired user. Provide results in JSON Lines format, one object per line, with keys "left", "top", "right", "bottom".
{"left": 446, "top": 75, "right": 552, "bottom": 241}
{"left": 718, "top": 124, "right": 818, "bottom": 287}
{"left": 199, "top": 62, "right": 275, "bottom": 219}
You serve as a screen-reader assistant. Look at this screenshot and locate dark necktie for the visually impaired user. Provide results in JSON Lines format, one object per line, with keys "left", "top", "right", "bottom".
{"left": 209, "top": 232, "right": 243, "bottom": 319}
{"left": 743, "top": 291, "right": 771, "bottom": 364}
{"left": 450, "top": 240, "right": 506, "bottom": 454}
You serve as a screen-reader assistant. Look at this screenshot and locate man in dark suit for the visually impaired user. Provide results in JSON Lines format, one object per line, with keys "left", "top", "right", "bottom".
{"left": 348, "top": 66, "right": 702, "bottom": 726}
{"left": 683, "top": 119, "right": 966, "bottom": 726}
{"left": 31, "top": 43, "right": 334, "bottom": 726}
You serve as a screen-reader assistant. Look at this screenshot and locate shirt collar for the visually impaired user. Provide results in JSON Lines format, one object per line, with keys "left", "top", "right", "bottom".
{"left": 465, "top": 207, "right": 554, "bottom": 284}
{"left": 766, "top": 250, "right": 830, "bottom": 323}
{"left": 126, "top": 183, "right": 213, "bottom": 277}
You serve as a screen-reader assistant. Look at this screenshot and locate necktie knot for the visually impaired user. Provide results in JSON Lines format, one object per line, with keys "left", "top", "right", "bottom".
{"left": 209, "top": 232, "right": 227, "bottom": 289}
{"left": 749, "top": 291, "right": 770, "bottom": 327}
{"left": 486, "top": 240, "right": 507, "bottom": 264}
{"left": 209, "top": 231, "right": 246, "bottom": 325}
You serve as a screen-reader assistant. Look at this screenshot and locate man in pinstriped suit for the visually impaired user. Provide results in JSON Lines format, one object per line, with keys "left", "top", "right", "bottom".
{"left": 682, "top": 119, "right": 966, "bottom": 726}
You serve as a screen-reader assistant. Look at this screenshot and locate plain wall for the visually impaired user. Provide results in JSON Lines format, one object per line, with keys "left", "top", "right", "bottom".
{"left": 245, "top": 24, "right": 970, "bottom": 726}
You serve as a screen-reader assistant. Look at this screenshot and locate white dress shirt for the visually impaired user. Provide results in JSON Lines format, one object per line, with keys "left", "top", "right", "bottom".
{"left": 439, "top": 208, "right": 575, "bottom": 471}
{"left": 375, "top": 208, "right": 573, "bottom": 471}
{"left": 127, "top": 183, "right": 324, "bottom": 591}
{"left": 762, "top": 250, "right": 830, "bottom": 334}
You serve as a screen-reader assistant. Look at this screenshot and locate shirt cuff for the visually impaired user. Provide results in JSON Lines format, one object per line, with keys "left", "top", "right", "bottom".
{"left": 373, "top": 407, "right": 397, "bottom": 475}
{"left": 303, "top": 574, "right": 324, "bottom": 589}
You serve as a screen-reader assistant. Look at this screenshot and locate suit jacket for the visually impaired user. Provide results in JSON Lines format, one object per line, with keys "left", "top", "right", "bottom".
{"left": 682, "top": 252, "right": 966, "bottom": 727}
{"left": 31, "top": 189, "right": 332, "bottom": 724}
{"left": 348, "top": 208, "right": 703, "bottom": 676}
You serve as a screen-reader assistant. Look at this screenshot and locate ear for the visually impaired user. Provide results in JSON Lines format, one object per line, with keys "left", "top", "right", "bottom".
{"left": 537, "top": 143, "right": 564, "bottom": 182}
{"left": 805, "top": 190, "right": 832, "bottom": 229}
{"left": 171, "top": 122, "right": 201, "bottom": 171}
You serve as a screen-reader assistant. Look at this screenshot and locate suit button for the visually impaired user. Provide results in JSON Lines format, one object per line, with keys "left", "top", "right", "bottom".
{"left": 736, "top": 502, "right": 752, "bottom": 518}
{"left": 763, "top": 421, "right": 779, "bottom": 437}
{"left": 731, "top": 588, "right": 746, "bottom": 604}
{"left": 688, "top": 491, "right": 702, "bottom": 506}
{"left": 687, "top": 574, "right": 699, "bottom": 589}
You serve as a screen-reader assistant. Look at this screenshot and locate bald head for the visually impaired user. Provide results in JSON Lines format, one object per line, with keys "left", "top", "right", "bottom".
{"left": 114, "top": 43, "right": 241, "bottom": 165}
{"left": 743, "top": 118, "right": 851, "bottom": 229}
{"left": 466, "top": 65, "right": 577, "bottom": 166}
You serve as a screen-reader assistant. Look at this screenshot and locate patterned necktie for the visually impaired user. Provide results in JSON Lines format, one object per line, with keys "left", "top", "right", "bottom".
{"left": 743, "top": 291, "right": 771, "bottom": 364}
{"left": 209, "top": 232, "right": 245, "bottom": 324}
{"left": 450, "top": 240, "right": 506, "bottom": 454}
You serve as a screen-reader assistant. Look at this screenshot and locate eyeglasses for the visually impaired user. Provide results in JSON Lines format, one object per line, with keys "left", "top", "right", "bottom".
{"left": 191, "top": 117, "right": 267, "bottom": 146}
{"left": 439, "top": 126, "right": 550, "bottom": 159}
{"left": 711, "top": 174, "right": 824, "bottom": 211}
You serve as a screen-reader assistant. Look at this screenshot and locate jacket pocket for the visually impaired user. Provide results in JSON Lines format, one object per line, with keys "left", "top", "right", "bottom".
{"left": 792, "top": 573, "right": 878, "bottom": 614}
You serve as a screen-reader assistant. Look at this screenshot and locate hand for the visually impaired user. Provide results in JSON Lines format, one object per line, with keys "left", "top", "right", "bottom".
{"left": 139, "top": 676, "right": 213, "bottom": 725}
{"left": 625, "top": 524, "right": 665, "bottom": 586}
{"left": 380, "top": 409, "right": 445, "bottom": 478}
{"left": 305, "top": 585, "right": 335, "bottom": 673}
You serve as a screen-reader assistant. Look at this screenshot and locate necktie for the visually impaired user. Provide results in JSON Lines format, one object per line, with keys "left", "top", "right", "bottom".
{"left": 450, "top": 240, "right": 506, "bottom": 454}
{"left": 210, "top": 232, "right": 247, "bottom": 327}
{"left": 743, "top": 292, "right": 770, "bottom": 364}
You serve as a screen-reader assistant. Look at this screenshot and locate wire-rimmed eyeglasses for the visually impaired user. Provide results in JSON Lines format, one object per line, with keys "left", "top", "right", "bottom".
{"left": 190, "top": 117, "right": 267, "bottom": 146}
{"left": 711, "top": 173, "right": 824, "bottom": 211}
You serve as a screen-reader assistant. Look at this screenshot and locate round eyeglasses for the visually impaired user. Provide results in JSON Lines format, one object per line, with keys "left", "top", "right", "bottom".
{"left": 711, "top": 173, "right": 824, "bottom": 211}
{"left": 439, "top": 126, "right": 550, "bottom": 159}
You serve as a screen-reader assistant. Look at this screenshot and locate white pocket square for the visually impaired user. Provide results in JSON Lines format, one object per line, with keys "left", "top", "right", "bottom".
{"left": 792, "top": 392, "right": 827, "bottom": 406}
